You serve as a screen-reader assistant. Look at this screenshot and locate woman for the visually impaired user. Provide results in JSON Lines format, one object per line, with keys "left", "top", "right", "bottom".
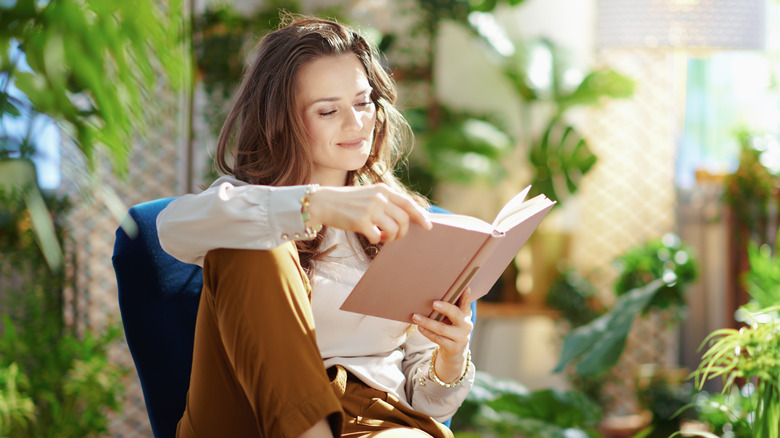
{"left": 157, "top": 14, "right": 474, "bottom": 438}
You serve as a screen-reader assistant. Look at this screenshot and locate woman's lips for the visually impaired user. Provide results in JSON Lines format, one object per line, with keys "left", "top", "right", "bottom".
{"left": 337, "top": 137, "right": 366, "bottom": 150}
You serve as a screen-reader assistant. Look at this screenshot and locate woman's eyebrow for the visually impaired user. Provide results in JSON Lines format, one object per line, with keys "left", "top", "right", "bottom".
{"left": 310, "top": 88, "right": 373, "bottom": 105}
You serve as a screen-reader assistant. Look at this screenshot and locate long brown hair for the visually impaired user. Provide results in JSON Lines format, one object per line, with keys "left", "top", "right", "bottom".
{"left": 215, "top": 14, "right": 426, "bottom": 271}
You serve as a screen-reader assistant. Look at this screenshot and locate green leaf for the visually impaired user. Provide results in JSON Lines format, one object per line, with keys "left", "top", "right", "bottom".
{"left": 554, "top": 280, "right": 664, "bottom": 376}
{"left": 529, "top": 117, "right": 597, "bottom": 203}
{"left": 2, "top": 0, "right": 186, "bottom": 177}
{"left": 745, "top": 241, "right": 780, "bottom": 308}
{"left": 489, "top": 389, "right": 601, "bottom": 428}
{"left": 558, "top": 69, "right": 635, "bottom": 112}
{"left": 420, "top": 113, "right": 511, "bottom": 185}
{"left": 0, "top": 159, "right": 62, "bottom": 271}
{"left": 0, "top": 91, "right": 21, "bottom": 117}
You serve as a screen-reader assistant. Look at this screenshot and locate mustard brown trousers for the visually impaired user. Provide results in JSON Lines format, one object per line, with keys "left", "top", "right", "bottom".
{"left": 175, "top": 243, "right": 453, "bottom": 438}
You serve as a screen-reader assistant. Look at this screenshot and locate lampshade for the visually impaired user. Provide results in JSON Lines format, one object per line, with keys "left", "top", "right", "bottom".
{"left": 597, "top": 0, "right": 766, "bottom": 50}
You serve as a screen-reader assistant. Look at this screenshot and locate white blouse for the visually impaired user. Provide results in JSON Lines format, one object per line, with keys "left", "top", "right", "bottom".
{"left": 156, "top": 176, "right": 474, "bottom": 422}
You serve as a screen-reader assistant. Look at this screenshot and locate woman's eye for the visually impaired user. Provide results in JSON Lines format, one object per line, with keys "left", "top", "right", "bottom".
{"left": 356, "top": 101, "right": 374, "bottom": 109}
{"left": 319, "top": 110, "right": 337, "bottom": 117}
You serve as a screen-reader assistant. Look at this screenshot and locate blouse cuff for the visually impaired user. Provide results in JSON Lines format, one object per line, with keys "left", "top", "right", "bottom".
{"left": 268, "top": 185, "right": 312, "bottom": 242}
{"left": 410, "top": 353, "right": 475, "bottom": 422}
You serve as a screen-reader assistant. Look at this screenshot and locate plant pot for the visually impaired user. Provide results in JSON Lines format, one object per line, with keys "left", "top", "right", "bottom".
{"left": 518, "top": 230, "right": 571, "bottom": 306}
{"left": 598, "top": 410, "right": 652, "bottom": 438}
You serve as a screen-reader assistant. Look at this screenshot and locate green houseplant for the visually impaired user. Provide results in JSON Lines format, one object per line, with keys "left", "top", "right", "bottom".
{"left": 1, "top": 0, "right": 186, "bottom": 435}
{"left": 680, "top": 238, "right": 780, "bottom": 438}
{"left": 554, "top": 234, "right": 698, "bottom": 378}
{"left": 450, "top": 371, "right": 602, "bottom": 438}
{"left": 502, "top": 39, "right": 635, "bottom": 204}
{"left": 688, "top": 305, "right": 780, "bottom": 438}
{"left": 613, "top": 233, "right": 699, "bottom": 324}
{"left": 0, "top": 182, "right": 126, "bottom": 437}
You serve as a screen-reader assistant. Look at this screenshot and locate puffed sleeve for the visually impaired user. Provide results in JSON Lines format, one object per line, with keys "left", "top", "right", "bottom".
{"left": 156, "top": 175, "right": 312, "bottom": 266}
{"left": 401, "top": 327, "right": 475, "bottom": 422}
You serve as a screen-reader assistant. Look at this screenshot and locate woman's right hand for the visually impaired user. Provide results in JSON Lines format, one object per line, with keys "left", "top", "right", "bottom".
{"left": 306, "top": 184, "right": 432, "bottom": 244}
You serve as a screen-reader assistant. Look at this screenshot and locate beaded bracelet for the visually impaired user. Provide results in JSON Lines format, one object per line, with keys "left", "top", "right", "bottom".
{"left": 300, "top": 184, "right": 322, "bottom": 240}
{"left": 426, "top": 346, "right": 471, "bottom": 388}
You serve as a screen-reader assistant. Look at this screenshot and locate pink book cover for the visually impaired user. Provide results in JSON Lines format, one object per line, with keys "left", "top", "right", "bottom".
{"left": 340, "top": 192, "right": 555, "bottom": 323}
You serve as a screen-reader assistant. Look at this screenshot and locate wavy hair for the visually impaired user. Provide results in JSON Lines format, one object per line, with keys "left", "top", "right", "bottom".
{"left": 215, "top": 14, "right": 426, "bottom": 271}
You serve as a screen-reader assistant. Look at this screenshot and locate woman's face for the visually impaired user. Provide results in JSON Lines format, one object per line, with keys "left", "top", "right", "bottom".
{"left": 297, "top": 53, "right": 377, "bottom": 186}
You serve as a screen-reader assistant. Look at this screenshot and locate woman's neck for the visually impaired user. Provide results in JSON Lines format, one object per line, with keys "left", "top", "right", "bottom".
{"left": 310, "top": 169, "right": 350, "bottom": 187}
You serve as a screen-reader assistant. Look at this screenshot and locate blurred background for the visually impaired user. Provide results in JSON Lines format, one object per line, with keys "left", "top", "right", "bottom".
{"left": 2, "top": 0, "right": 780, "bottom": 436}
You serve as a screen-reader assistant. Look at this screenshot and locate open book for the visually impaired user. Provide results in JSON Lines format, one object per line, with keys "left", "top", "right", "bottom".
{"left": 340, "top": 186, "right": 555, "bottom": 323}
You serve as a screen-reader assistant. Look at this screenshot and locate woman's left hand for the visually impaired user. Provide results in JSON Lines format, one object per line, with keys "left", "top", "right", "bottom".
{"left": 412, "top": 288, "right": 474, "bottom": 383}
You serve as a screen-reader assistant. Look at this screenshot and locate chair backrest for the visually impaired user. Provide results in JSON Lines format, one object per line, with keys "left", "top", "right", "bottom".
{"left": 112, "top": 198, "right": 202, "bottom": 438}
{"left": 112, "top": 200, "right": 474, "bottom": 436}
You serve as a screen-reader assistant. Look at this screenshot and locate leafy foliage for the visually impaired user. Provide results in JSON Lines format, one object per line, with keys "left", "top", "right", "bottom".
{"left": 415, "top": 0, "right": 529, "bottom": 26}
{"left": 635, "top": 366, "right": 697, "bottom": 438}
{"left": 404, "top": 106, "right": 512, "bottom": 189}
{"left": 0, "top": 363, "right": 34, "bottom": 436}
{"left": 723, "top": 133, "right": 779, "bottom": 243}
{"left": 476, "top": 35, "right": 635, "bottom": 203}
{"left": 0, "top": 159, "right": 62, "bottom": 270}
{"left": 554, "top": 234, "right": 698, "bottom": 378}
{"left": 0, "top": 186, "right": 126, "bottom": 437}
{"left": 684, "top": 222, "right": 780, "bottom": 437}
{"left": 692, "top": 306, "right": 780, "bottom": 438}
{"left": 546, "top": 269, "right": 604, "bottom": 328}
{"left": 528, "top": 115, "right": 597, "bottom": 202}
{"left": 0, "top": 0, "right": 186, "bottom": 174}
{"left": 688, "top": 388, "right": 755, "bottom": 438}
{"left": 451, "top": 371, "right": 602, "bottom": 438}
{"left": 613, "top": 233, "right": 698, "bottom": 323}
{"left": 553, "top": 280, "right": 664, "bottom": 377}
{"left": 744, "top": 239, "right": 780, "bottom": 310}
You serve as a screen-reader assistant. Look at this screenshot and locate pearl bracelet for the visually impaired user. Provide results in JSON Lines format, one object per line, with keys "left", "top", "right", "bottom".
{"left": 426, "top": 346, "right": 471, "bottom": 388}
{"left": 300, "top": 184, "right": 322, "bottom": 240}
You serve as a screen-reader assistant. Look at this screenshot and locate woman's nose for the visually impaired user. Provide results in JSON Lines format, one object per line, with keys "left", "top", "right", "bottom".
{"left": 343, "top": 108, "right": 364, "bottom": 131}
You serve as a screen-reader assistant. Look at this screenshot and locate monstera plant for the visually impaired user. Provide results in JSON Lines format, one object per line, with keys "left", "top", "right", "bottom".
{"left": 497, "top": 38, "right": 635, "bottom": 203}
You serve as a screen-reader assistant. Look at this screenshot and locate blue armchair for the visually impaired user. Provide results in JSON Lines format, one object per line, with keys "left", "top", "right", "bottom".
{"left": 113, "top": 198, "right": 200, "bottom": 438}
{"left": 112, "top": 199, "right": 473, "bottom": 437}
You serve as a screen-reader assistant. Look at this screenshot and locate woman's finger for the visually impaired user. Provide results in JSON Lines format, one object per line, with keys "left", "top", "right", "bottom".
{"left": 373, "top": 212, "right": 400, "bottom": 242}
{"left": 416, "top": 325, "right": 458, "bottom": 351}
{"left": 459, "top": 288, "right": 473, "bottom": 316}
{"left": 381, "top": 201, "right": 410, "bottom": 240}
{"left": 412, "top": 313, "right": 461, "bottom": 341}
{"left": 432, "top": 300, "right": 472, "bottom": 329}
{"left": 361, "top": 224, "right": 382, "bottom": 244}
{"left": 384, "top": 189, "right": 432, "bottom": 230}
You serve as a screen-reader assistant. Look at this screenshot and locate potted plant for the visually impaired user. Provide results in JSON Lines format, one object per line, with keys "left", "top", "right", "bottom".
{"left": 552, "top": 234, "right": 698, "bottom": 435}
{"left": 681, "top": 239, "right": 780, "bottom": 438}
{"left": 685, "top": 304, "right": 780, "bottom": 438}
{"left": 553, "top": 234, "right": 698, "bottom": 377}
{"left": 450, "top": 371, "right": 603, "bottom": 438}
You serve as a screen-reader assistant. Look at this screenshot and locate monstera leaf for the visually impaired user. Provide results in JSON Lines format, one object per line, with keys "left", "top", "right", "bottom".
{"left": 554, "top": 280, "right": 664, "bottom": 377}
{"left": 528, "top": 116, "right": 597, "bottom": 203}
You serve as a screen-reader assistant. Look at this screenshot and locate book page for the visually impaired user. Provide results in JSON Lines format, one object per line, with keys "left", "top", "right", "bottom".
{"left": 491, "top": 186, "right": 531, "bottom": 228}
{"left": 429, "top": 213, "right": 492, "bottom": 233}
{"left": 468, "top": 199, "right": 555, "bottom": 296}
{"left": 493, "top": 195, "right": 555, "bottom": 233}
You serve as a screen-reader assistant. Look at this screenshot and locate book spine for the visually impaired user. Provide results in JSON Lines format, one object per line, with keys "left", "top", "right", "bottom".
{"left": 428, "top": 234, "right": 504, "bottom": 321}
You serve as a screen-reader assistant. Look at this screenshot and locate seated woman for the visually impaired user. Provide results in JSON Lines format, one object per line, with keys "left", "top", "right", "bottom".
{"left": 157, "top": 14, "right": 475, "bottom": 438}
